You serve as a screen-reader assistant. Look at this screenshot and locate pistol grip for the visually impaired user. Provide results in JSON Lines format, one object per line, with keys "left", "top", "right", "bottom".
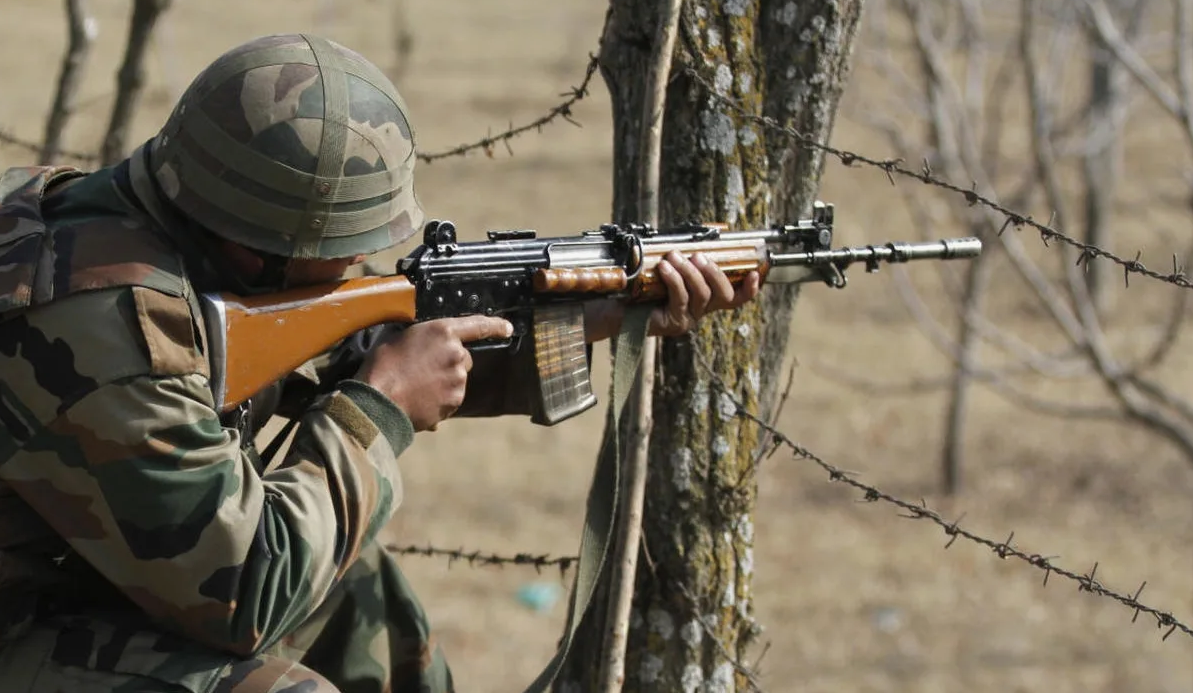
{"left": 528, "top": 304, "right": 597, "bottom": 425}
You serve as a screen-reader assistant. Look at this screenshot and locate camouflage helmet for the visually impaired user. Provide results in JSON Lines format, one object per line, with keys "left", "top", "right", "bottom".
{"left": 148, "top": 34, "right": 423, "bottom": 260}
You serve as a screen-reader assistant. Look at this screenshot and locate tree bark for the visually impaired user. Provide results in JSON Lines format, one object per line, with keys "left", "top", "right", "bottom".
{"left": 555, "top": 1, "right": 864, "bottom": 690}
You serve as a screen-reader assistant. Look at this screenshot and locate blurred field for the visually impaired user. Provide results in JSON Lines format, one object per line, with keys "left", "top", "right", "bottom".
{"left": 1, "top": 1, "right": 1191, "bottom": 691}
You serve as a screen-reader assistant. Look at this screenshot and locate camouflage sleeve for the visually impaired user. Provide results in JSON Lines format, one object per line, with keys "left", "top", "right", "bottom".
{"left": 0, "top": 286, "right": 412, "bottom": 656}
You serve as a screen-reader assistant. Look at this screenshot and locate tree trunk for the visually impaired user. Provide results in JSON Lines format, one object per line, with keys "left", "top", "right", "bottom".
{"left": 554, "top": 1, "right": 864, "bottom": 690}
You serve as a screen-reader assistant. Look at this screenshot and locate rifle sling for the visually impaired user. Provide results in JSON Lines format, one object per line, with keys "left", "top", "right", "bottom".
{"left": 521, "top": 305, "right": 652, "bottom": 693}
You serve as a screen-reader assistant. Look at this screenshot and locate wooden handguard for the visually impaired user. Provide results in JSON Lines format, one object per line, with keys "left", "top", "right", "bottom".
{"left": 631, "top": 241, "right": 769, "bottom": 300}
{"left": 533, "top": 267, "right": 628, "bottom": 293}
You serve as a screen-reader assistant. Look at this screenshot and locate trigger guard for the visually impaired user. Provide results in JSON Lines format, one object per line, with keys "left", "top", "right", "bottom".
{"left": 466, "top": 335, "right": 523, "bottom": 354}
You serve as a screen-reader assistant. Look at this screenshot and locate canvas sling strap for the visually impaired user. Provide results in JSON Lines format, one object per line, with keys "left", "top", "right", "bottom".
{"left": 519, "top": 305, "right": 652, "bottom": 693}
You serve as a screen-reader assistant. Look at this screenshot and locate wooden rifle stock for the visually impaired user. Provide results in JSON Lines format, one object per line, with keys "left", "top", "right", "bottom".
{"left": 201, "top": 275, "right": 417, "bottom": 413}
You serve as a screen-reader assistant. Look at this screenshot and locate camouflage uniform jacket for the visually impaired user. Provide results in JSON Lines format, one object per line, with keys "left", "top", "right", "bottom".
{"left": 0, "top": 157, "right": 459, "bottom": 658}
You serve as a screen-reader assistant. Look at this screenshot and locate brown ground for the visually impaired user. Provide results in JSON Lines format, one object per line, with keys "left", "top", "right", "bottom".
{"left": 2, "top": 1, "right": 1191, "bottom": 691}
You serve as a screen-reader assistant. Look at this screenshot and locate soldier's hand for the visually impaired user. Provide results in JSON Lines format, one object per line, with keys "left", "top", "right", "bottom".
{"left": 648, "top": 250, "right": 760, "bottom": 337}
{"left": 354, "top": 316, "right": 514, "bottom": 431}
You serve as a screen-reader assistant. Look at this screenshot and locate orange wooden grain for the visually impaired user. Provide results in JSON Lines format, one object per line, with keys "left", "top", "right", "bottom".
{"left": 218, "top": 275, "right": 417, "bottom": 411}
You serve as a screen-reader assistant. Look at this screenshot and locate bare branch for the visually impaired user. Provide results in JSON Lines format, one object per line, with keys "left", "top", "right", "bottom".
{"left": 100, "top": 0, "right": 172, "bottom": 166}
{"left": 864, "top": 23, "right": 1092, "bottom": 382}
{"left": 0, "top": 128, "right": 96, "bottom": 164}
{"left": 1080, "top": 0, "right": 1193, "bottom": 149}
{"left": 42, "top": 0, "right": 97, "bottom": 163}
{"left": 391, "top": 0, "right": 415, "bottom": 78}
{"left": 942, "top": 226, "right": 992, "bottom": 494}
{"left": 1081, "top": 0, "right": 1181, "bottom": 113}
{"left": 806, "top": 355, "right": 1121, "bottom": 420}
{"left": 1123, "top": 240, "right": 1193, "bottom": 375}
{"left": 1129, "top": 374, "right": 1193, "bottom": 425}
{"left": 1174, "top": 0, "right": 1193, "bottom": 125}
{"left": 901, "top": 1, "right": 1090, "bottom": 348}
{"left": 891, "top": 258, "right": 1088, "bottom": 378}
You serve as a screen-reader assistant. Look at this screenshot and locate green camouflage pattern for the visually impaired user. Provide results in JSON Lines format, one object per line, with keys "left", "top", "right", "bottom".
{"left": 0, "top": 165, "right": 185, "bottom": 314}
{"left": 149, "top": 33, "right": 425, "bottom": 260}
{"left": 0, "top": 542, "right": 451, "bottom": 692}
{"left": 0, "top": 156, "right": 454, "bottom": 692}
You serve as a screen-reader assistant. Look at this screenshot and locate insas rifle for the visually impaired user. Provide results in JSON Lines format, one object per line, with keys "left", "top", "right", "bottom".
{"left": 200, "top": 202, "right": 980, "bottom": 425}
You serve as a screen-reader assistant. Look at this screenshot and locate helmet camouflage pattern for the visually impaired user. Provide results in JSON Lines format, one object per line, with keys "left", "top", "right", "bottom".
{"left": 149, "top": 33, "right": 423, "bottom": 259}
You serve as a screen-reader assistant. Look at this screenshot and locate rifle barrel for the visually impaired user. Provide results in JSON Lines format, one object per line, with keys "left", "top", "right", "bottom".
{"left": 771, "top": 236, "right": 982, "bottom": 268}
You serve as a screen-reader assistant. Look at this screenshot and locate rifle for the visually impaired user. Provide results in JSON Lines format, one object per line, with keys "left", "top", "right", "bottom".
{"left": 199, "top": 202, "right": 981, "bottom": 425}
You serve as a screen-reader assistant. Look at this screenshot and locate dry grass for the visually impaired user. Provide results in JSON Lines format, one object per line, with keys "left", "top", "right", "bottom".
{"left": 1, "top": 0, "right": 1190, "bottom": 690}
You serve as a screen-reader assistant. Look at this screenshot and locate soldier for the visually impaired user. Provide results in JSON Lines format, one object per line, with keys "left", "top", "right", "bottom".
{"left": 0, "top": 34, "right": 759, "bottom": 693}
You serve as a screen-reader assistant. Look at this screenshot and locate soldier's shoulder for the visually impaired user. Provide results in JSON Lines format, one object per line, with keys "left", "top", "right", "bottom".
{"left": 2, "top": 283, "right": 209, "bottom": 429}
{"left": 0, "top": 166, "right": 208, "bottom": 421}
{"left": 0, "top": 165, "right": 190, "bottom": 315}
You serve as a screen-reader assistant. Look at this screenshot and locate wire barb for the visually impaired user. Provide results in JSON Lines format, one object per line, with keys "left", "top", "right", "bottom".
{"left": 0, "top": 128, "right": 98, "bottom": 163}
{"left": 695, "top": 360, "right": 1193, "bottom": 644}
{"left": 416, "top": 54, "right": 602, "bottom": 164}
{"left": 682, "top": 66, "right": 1193, "bottom": 292}
{"left": 384, "top": 543, "right": 577, "bottom": 577}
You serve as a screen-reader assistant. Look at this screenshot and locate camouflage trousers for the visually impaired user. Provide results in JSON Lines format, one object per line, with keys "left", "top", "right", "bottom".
{"left": 0, "top": 542, "right": 454, "bottom": 692}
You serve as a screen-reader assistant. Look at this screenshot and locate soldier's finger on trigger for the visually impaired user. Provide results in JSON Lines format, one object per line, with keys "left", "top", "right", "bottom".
{"left": 448, "top": 315, "right": 514, "bottom": 345}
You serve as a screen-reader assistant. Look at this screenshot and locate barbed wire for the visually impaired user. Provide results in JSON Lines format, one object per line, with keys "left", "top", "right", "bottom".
{"left": 1, "top": 53, "right": 602, "bottom": 169}
{"left": 385, "top": 542, "right": 577, "bottom": 577}
{"left": 0, "top": 128, "right": 98, "bottom": 164}
{"left": 387, "top": 373, "right": 1191, "bottom": 652}
{"left": 682, "top": 67, "right": 1193, "bottom": 292}
{"left": 693, "top": 359, "right": 1193, "bottom": 644}
{"left": 5, "top": 42, "right": 1190, "bottom": 296}
{"left": 383, "top": 379, "right": 1191, "bottom": 648}
{"left": 415, "top": 54, "right": 602, "bottom": 164}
